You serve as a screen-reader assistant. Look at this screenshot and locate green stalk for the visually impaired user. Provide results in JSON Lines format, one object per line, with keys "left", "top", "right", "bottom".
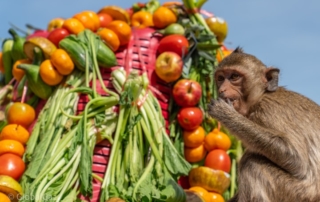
{"left": 139, "top": 117, "right": 163, "bottom": 164}
{"left": 101, "top": 106, "right": 129, "bottom": 201}
{"left": 37, "top": 147, "right": 81, "bottom": 201}
{"left": 132, "top": 155, "right": 155, "bottom": 200}
{"left": 34, "top": 175, "right": 48, "bottom": 202}
{"left": 55, "top": 149, "right": 81, "bottom": 201}
{"left": 31, "top": 127, "right": 77, "bottom": 185}
{"left": 90, "top": 34, "right": 119, "bottom": 99}
{"left": 48, "top": 158, "right": 66, "bottom": 177}
{"left": 230, "top": 158, "right": 237, "bottom": 197}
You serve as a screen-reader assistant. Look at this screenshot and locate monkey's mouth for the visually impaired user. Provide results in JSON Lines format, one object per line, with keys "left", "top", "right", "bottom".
{"left": 225, "top": 98, "right": 235, "bottom": 105}
{"left": 224, "top": 98, "right": 238, "bottom": 108}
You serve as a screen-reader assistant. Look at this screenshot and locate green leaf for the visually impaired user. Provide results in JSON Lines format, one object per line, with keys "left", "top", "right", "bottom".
{"left": 198, "top": 50, "right": 216, "bottom": 62}
{"left": 197, "top": 42, "right": 221, "bottom": 50}
{"left": 163, "top": 132, "right": 192, "bottom": 176}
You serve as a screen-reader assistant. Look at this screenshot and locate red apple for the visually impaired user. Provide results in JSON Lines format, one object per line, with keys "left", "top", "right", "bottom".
{"left": 47, "top": 28, "right": 70, "bottom": 47}
{"left": 155, "top": 51, "right": 183, "bottom": 83}
{"left": 172, "top": 79, "right": 202, "bottom": 107}
{"left": 26, "top": 30, "right": 49, "bottom": 40}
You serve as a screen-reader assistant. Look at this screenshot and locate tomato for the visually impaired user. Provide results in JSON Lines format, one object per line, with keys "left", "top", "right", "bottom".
{"left": 0, "top": 153, "right": 25, "bottom": 180}
{"left": 47, "top": 28, "right": 70, "bottom": 47}
{"left": 98, "top": 13, "right": 113, "bottom": 28}
{"left": 157, "top": 34, "right": 189, "bottom": 57}
{"left": 177, "top": 107, "right": 203, "bottom": 131}
{"left": 204, "top": 149, "right": 231, "bottom": 173}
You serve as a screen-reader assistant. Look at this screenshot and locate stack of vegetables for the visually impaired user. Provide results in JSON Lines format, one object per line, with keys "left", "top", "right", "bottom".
{"left": 0, "top": 0, "right": 243, "bottom": 202}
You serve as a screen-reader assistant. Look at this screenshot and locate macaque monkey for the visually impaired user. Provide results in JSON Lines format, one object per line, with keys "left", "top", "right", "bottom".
{"left": 208, "top": 47, "right": 320, "bottom": 202}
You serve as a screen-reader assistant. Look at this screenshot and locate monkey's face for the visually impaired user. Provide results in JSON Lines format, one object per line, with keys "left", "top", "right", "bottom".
{"left": 215, "top": 68, "right": 248, "bottom": 115}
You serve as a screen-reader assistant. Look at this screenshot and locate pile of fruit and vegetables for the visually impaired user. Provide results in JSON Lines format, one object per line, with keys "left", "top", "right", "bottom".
{"left": 0, "top": 0, "right": 243, "bottom": 201}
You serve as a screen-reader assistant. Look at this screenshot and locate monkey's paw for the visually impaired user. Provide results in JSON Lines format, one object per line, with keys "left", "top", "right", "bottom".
{"left": 207, "top": 98, "right": 235, "bottom": 121}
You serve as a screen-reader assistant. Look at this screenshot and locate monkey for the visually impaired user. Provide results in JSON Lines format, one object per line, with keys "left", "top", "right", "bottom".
{"left": 207, "top": 47, "right": 320, "bottom": 202}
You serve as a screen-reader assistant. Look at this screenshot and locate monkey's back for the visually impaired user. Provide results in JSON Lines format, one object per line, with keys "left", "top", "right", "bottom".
{"left": 245, "top": 86, "right": 320, "bottom": 201}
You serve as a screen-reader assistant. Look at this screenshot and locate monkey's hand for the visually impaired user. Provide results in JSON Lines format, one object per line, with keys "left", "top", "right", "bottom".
{"left": 207, "top": 98, "right": 236, "bottom": 122}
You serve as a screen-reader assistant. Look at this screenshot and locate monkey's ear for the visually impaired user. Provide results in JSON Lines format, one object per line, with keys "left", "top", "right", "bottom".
{"left": 265, "top": 68, "right": 280, "bottom": 92}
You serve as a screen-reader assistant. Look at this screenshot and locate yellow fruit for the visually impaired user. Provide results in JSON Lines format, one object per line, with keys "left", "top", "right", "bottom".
{"left": 98, "top": 6, "right": 130, "bottom": 23}
{"left": 205, "top": 16, "right": 228, "bottom": 43}
{"left": 24, "top": 37, "right": 57, "bottom": 60}
{"left": 0, "top": 175, "right": 23, "bottom": 202}
{"left": 188, "top": 166, "right": 230, "bottom": 194}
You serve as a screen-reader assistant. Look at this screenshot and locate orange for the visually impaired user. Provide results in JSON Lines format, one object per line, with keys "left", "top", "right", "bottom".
{"left": 207, "top": 192, "right": 225, "bottom": 202}
{"left": 131, "top": 10, "right": 154, "bottom": 29}
{"left": 0, "top": 52, "right": 4, "bottom": 73}
{"left": 184, "top": 144, "right": 207, "bottom": 163}
{"left": 73, "top": 11, "right": 100, "bottom": 32}
{"left": 7, "top": 102, "right": 36, "bottom": 128}
{"left": 153, "top": 6, "right": 177, "bottom": 28}
{"left": 50, "top": 49, "right": 74, "bottom": 75}
{"left": 216, "top": 49, "right": 232, "bottom": 63}
{"left": 0, "top": 124, "right": 30, "bottom": 145}
{"left": 183, "top": 126, "right": 206, "bottom": 148}
{"left": 106, "top": 20, "right": 131, "bottom": 46}
{"left": 0, "top": 192, "right": 10, "bottom": 202}
{"left": 39, "top": 59, "right": 64, "bottom": 86}
{"left": 12, "top": 59, "right": 32, "bottom": 81}
{"left": 0, "top": 139, "right": 25, "bottom": 157}
{"left": 97, "top": 28, "right": 120, "bottom": 52}
{"left": 204, "top": 128, "right": 231, "bottom": 152}
{"left": 62, "top": 18, "right": 85, "bottom": 35}
{"left": 189, "top": 186, "right": 211, "bottom": 201}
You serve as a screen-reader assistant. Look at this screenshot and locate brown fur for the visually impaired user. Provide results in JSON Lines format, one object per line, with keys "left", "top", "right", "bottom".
{"left": 208, "top": 48, "right": 320, "bottom": 202}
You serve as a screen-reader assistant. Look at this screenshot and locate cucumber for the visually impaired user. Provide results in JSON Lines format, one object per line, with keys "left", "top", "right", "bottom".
{"left": 96, "top": 40, "right": 117, "bottom": 68}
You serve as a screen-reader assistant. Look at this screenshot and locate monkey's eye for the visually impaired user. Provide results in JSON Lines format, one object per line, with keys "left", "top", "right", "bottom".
{"left": 230, "top": 73, "right": 240, "bottom": 81}
{"left": 217, "top": 75, "right": 224, "bottom": 82}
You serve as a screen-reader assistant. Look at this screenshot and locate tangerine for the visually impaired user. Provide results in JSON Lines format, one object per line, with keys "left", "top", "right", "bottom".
{"left": 131, "top": 10, "right": 154, "bottom": 29}
{"left": 204, "top": 128, "right": 231, "bottom": 152}
{"left": 73, "top": 11, "right": 100, "bottom": 32}
{"left": 189, "top": 186, "right": 211, "bottom": 201}
{"left": 0, "top": 140, "right": 25, "bottom": 157}
{"left": 106, "top": 20, "right": 131, "bottom": 46}
{"left": 7, "top": 102, "right": 35, "bottom": 128}
{"left": 183, "top": 126, "right": 206, "bottom": 148}
{"left": 39, "top": 59, "right": 64, "bottom": 86}
{"left": 0, "top": 192, "right": 10, "bottom": 202}
{"left": 97, "top": 28, "right": 120, "bottom": 52}
{"left": 184, "top": 144, "right": 206, "bottom": 163}
{"left": 12, "top": 59, "right": 32, "bottom": 81}
{"left": 0, "top": 124, "right": 30, "bottom": 145}
{"left": 62, "top": 18, "right": 85, "bottom": 35}
{"left": 50, "top": 49, "right": 74, "bottom": 76}
{"left": 153, "top": 6, "right": 177, "bottom": 28}
{"left": 216, "top": 49, "right": 232, "bottom": 63}
{"left": 207, "top": 192, "right": 225, "bottom": 202}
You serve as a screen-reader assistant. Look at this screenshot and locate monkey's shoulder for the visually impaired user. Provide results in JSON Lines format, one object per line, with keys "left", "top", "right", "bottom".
{"left": 249, "top": 87, "right": 320, "bottom": 124}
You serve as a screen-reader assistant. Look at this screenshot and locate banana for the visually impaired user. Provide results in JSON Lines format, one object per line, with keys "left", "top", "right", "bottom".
{"left": 1, "top": 39, "right": 14, "bottom": 84}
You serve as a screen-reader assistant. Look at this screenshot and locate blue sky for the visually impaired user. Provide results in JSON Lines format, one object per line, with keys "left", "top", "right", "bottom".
{"left": 1, "top": 0, "right": 320, "bottom": 104}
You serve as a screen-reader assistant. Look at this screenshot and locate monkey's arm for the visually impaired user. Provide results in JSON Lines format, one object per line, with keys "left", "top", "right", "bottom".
{"left": 208, "top": 99, "right": 308, "bottom": 179}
